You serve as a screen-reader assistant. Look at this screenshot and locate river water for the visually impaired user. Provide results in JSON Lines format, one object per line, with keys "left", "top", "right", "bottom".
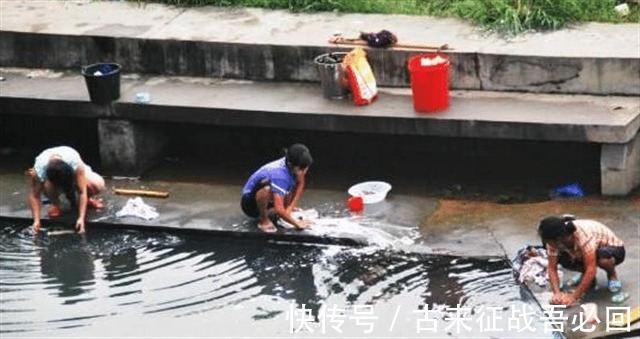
{"left": 0, "top": 222, "right": 554, "bottom": 338}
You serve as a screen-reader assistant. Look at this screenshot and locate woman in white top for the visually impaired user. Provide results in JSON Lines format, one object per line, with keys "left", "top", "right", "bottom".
{"left": 27, "top": 146, "right": 106, "bottom": 233}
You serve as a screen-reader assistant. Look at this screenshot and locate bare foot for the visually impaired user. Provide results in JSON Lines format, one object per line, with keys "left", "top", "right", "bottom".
{"left": 258, "top": 220, "right": 277, "bottom": 233}
{"left": 47, "top": 205, "right": 61, "bottom": 218}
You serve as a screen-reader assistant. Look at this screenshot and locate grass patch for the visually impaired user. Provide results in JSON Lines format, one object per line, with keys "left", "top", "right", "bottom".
{"left": 144, "top": 0, "right": 639, "bottom": 36}
{"left": 442, "top": 0, "right": 640, "bottom": 35}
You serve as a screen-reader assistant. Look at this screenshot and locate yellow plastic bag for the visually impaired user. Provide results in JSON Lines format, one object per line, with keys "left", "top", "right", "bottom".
{"left": 343, "top": 48, "right": 378, "bottom": 106}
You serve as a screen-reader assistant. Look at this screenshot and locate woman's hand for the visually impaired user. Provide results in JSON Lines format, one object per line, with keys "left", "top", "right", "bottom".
{"left": 75, "top": 218, "right": 86, "bottom": 234}
{"left": 31, "top": 220, "right": 41, "bottom": 234}
{"left": 296, "top": 218, "right": 310, "bottom": 230}
{"left": 559, "top": 293, "right": 578, "bottom": 306}
{"left": 551, "top": 292, "right": 577, "bottom": 306}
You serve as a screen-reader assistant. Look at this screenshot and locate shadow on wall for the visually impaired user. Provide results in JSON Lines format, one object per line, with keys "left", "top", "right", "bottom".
{"left": 159, "top": 123, "right": 602, "bottom": 194}
{"left": 0, "top": 116, "right": 601, "bottom": 195}
{"left": 0, "top": 115, "right": 100, "bottom": 168}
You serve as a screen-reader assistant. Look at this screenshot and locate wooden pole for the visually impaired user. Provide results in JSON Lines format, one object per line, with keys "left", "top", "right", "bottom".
{"left": 115, "top": 188, "right": 170, "bottom": 199}
{"left": 328, "top": 37, "right": 452, "bottom": 51}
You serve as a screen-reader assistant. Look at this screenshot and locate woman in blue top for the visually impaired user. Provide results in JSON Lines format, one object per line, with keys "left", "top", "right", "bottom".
{"left": 241, "top": 144, "right": 313, "bottom": 233}
{"left": 27, "top": 146, "right": 106, "bottom": 234}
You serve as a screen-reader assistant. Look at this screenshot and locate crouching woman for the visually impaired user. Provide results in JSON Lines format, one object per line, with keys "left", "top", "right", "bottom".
{"left": 28, "top": 146, "right": 106, "bottom": 234}
{"left": 538, "top": 215, "right": 625, "bottom": 306}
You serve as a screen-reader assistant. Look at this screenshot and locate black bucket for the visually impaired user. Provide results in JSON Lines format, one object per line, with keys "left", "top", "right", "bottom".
{"left": 81, "top": 63, "right": 121, "bottom": 104}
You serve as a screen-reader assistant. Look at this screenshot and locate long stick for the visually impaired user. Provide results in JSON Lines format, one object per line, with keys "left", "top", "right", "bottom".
{"left": 329, "top": 37, "right": 452, "bottom": 51}
{"left": 115, "top": 188, "right": 170, "bottom": 199}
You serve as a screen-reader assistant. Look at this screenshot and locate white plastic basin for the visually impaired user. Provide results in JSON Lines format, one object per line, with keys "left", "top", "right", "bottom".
{"left": 348, "top": 181, "right": 392, "bottom": 204}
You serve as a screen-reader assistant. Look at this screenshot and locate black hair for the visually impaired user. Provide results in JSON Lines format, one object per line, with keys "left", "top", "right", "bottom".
{"left": 537, "top": 215, "right": 577, "bottom": 241}
{"left": 285, "top": 143, "right": 313, "bottom": 169}
{"left": 45, "top": 160, "right": 77, "bottom": 206}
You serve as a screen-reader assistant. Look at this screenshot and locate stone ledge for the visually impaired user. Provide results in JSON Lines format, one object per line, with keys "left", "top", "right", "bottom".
{"left": 1, "top": 1, "right": 639, "bottom": 95}
{"left": 2, "top": 31, "right": 639, "bottom": 96}
{"left": 1, "top": 68, "right": 638, "bottom": 144}
{"left": 0, "top": 215, "right": 366, "bottom": 248}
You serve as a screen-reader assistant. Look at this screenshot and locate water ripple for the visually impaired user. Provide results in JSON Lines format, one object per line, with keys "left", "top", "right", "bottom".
{"left": 0, "top": 222, "right": 547, "bottom": 337}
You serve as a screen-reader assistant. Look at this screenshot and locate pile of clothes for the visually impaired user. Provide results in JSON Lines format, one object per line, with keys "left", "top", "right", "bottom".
{"left": 512, "top": 245, "right": 552, "bottom": 287}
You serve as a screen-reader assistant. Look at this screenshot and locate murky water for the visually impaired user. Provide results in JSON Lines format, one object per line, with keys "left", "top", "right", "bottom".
{"left": 0, "top": 223, "right": 554, "bottom": 338}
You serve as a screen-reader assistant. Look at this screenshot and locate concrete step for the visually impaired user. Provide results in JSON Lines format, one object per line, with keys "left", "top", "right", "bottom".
{"left": 1, "top": 1, "right": 639, "bottom": 96}
{"left": 2, "top": 67, "right": 638, "bottom": 144}
{"left": 2, "top": 66, "right": 639, "bottom": 195}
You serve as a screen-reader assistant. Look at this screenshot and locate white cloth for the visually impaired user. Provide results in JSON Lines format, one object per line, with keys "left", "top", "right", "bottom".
{"left": 281, "top": 209, "right": 416, "bottom": 248}
{"left": 116, "top": 197, "right": 159, "bottom": 220}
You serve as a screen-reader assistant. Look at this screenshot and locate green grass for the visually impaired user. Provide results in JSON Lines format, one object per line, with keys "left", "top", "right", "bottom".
{"left": 441, "top": 0, "right": 640, "bottom": 35}
{"left": 144, "top": 0, "right": 639, "bottom": 36}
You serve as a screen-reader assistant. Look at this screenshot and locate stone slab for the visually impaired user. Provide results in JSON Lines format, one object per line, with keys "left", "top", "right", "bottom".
{"left": 2, "top": 67, "right": 639, "bottom": 144}
{"left": 1, "top": 1, "right": 638, "bottom": 95}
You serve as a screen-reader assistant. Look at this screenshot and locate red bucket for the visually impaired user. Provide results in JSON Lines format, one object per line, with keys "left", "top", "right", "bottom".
{"left": 347, "top": 196, "right": 364, "bottom": 212}
{"left": 407, "top": 53, "right": 450, "bottom": 113}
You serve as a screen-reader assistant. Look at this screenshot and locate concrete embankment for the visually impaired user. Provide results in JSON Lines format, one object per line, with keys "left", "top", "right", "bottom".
{"left": 1, "top": 1, "right": 639, "bottom": 95}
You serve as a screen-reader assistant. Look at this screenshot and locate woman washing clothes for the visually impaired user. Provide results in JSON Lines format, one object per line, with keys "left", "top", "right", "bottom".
{"left": 28, "top": 146, "right": 106, "bottom": 234}
{"left": 240, "top": 143, "right": 313, "bottom": 233}
{"left": 537, "top": 215, "right": 625, "bottom": 306}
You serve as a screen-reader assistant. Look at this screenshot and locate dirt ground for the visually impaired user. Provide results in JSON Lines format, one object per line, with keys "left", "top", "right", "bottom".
{"left": 425, "top": 194, "right": 640, "bottom": 230}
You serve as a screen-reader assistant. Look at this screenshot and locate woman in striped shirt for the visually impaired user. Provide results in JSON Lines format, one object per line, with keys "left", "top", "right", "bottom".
{"left": 538, "top": 215, "right": 625, "bottom": 306}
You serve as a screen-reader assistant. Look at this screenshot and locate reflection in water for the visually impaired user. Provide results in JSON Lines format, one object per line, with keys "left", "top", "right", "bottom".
{"left": 0, "top": 223, "right": 549, "bottom": 337}
{"left": 103, "top": 247, "right": 139, "bottom": 278}
{"left": 35, "top": 230, "right": 149, "bottom": 301}
{"left": 244, "top": 243, "right": 322, "bottom": 319}
{"left": 36, "top": 234, "right": 95, "bottom": 299}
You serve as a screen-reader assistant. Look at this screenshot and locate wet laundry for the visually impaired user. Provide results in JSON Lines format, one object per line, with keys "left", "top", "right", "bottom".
{"left": 116, "top": 197, "right": 159, "bottom": 220}
{"left": 512, "top": 245, "right": 549, "bottom": 286}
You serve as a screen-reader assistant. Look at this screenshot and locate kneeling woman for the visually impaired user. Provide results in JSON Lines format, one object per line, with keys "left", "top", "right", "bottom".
{"left": 538, "top": 215, "right": 625, "bottom": 306}
{"left": 28, "top": 146, "right": 106, "bottom": 234}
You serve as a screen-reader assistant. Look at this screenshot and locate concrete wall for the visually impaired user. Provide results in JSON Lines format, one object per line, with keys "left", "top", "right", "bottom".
{"left": 98, "top": 119, "right": 166, "bottom": 176}
{"left": 2, "top": 32, "right": 638, "bottom": 95}
{"left": 0, "top": 114, "right": 602, "bottom": 192}
{"left": 601, "top": 130, "right": 640, "bottom": 196}
{"left": 10, "top": 111, "right": 640, "bottom": 195}
{"left": 477, "top": 54, "right": 640, "bottom": 95}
